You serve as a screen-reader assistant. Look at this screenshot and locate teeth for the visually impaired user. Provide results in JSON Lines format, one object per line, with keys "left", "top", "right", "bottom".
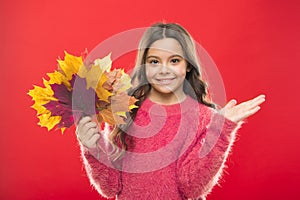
{"left": 157, "top": 78, "right": 174, "bottom": 84}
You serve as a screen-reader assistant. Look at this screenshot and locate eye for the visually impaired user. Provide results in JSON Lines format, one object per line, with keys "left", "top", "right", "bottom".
{"left": 170, "top": 58, "right": 180, "bottom": 64}
{"left": 148, "top": 59, "right": 159, "bottom": 65}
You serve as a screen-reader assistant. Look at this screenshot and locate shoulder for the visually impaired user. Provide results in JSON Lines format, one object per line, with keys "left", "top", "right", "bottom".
{"left": 187, "top": 96, "right": 215, "bottom": 122}
{"left": 197, "top": 103, "right": 215, "bottom": 130}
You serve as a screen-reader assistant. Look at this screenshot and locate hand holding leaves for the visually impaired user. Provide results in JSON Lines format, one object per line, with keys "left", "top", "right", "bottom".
{"left": 28, "top": 51, "right": 138, "bottom": 133}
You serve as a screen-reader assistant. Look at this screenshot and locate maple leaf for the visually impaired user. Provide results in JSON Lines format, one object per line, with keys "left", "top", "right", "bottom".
{"left": 110, "top": 92, "right": 133, "bottom": 113}
{"left": 28, "top": 51, "right": 139, "bottom": 133}
{"left": 28, "top": 71, "right": 73, "bottom": 132}
{"left": 28, "top": 79, "right": 58, "bottom": 115}
{"left": 77, "top": 64, "right": 101, "bottom": 89}
{"left": 37, "top": 111, "right": 62, "bottom": 131}
{"left": 104, "top": 69, "right": 133, "bottom": 94}
{"left": 78, "top": 64, "right": 112, "bottom": 102}
{"left": 57, "top": 51, "right": 83, "bottom": 80}
{"left": 28, "top": 82, "right": 62, "bottom": 131}
{"left": 118, "top": 71, "right": 132, "bottom": 93}
{"left": 93, "top": 53, "right": 112, "bottom": 72}
{"left": 47, "top": 71, "right": 71, "bottom": 90}
{"left": 43, "top": 82, "right": 73, "bottom": 128}
{"left": 129, "top": 96, "right": 139, "bottom": 110}
{"left": 71, "top": 75, "right": 99, "bottom": 120}
{"left": 97, "top": 108, "right": 126, "bottom": 125}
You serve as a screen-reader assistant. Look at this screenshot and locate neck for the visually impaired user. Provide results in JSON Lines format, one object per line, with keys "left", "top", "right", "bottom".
{"left": 148, "top": 90, "right": 187, "bottom": 105}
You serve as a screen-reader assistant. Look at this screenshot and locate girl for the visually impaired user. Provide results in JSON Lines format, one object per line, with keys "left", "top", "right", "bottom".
{"left": 76, "top": 22, "right": 265, "bottom": 199}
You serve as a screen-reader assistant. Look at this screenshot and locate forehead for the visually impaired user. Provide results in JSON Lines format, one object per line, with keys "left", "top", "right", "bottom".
{"left": 148, "top": 38, "right": 184, "bottom": 57}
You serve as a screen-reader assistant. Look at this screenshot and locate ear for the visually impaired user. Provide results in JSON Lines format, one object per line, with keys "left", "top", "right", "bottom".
{"left": 186, "top": 66, "right": 192, "bottom": 72}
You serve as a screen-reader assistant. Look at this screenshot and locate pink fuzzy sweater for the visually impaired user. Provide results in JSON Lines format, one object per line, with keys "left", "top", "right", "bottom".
{"left": 80, "top": 96, "right": 241, "bottom": 199}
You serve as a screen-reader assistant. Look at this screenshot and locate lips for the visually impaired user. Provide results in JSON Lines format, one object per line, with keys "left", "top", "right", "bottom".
{"left": 155, "top": 77, "right": 176, "bottom": 85}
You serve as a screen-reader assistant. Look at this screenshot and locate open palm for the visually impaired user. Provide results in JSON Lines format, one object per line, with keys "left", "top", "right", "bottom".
{"left": 220, "top": 94, "right": 266, "bottom": 123}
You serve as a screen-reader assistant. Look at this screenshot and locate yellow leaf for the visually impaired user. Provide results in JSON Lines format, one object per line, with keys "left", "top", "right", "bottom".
{"left": 105, "top": 69, "right": 133, "bottom": 94}
{"left": 60, "top": 128, "right": 66, "bottom": 134}
{"left": 94, "top": 53, "right": 112, "bottom": 72}
{"left": 96, "top": 114, "right": 104, "bottom": 125}
{"left": 86, "top": 64, "right": 105, "bottom": 89}
{"left": 129, "top": 104, "right": 139, "bottom": 110}
{"left": 28, "top": 83, "right": 57, "bottom": 104}
{"left": 115, "top": 111, "right": 127, "bottom": 117}
{"left": 28, "top": 76, "right": 61, "bottom": 131}
{"left": 78, "top": 63, "right": 112, "bottom": 102}
{"left": 78, "top": 62, "right": 109, "bottom": 92}
{"left": 99, "top": 108, "right": 125, "bottom": 125}
{"left": 117, "top": 71, "right": 132, "bottom": 93}
{"left": 99, "top": 109, "right": 115, "bottom": 125}
{"left": 31, "top": 102, "right": 47, "bottom": 115}
{"left": 57, "top": 51, "right": 83, "bottom": 80}
{"left": 112, "top": 113, "right": 126, "bottom": 125}
{"left": 96, "top": 85, "right": 112, "bottom": 102}
{"left": 110, "top": 92, "right": 131, "bottom": 113}
{"left": 47, "top": 71, "right": 71, "bottom": 90}
{"left": 129, "top": 96, "right": 139, "bottom": 110}
{"left": 77, "top": 65, "right": 88, "bottom": 78}
{"left": 37, "top": 112, "right": 61, "bottom": 131}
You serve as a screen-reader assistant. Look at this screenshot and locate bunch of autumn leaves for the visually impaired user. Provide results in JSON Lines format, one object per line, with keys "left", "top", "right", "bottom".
{"left": 28, "top": 52, "right": 138, "bottom": 133}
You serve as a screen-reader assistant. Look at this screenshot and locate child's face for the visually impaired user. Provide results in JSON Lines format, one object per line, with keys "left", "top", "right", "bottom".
{"left": 145, "top": 38, "right": 189, "bottom": 102}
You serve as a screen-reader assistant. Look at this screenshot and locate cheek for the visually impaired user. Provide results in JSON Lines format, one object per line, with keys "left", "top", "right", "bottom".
{"left": 145, "top": 66, "right": 157, "bottom": 79}
{"left": 175, "top": 61, "right": 188, "bottom": 78}
{"left": 175, "top": 67, "right": 187, "bottom": 78}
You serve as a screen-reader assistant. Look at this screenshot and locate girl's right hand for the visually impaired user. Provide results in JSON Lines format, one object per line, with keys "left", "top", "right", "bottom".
{"left": 76, "top": 116, "right": 101, "bottom": 149}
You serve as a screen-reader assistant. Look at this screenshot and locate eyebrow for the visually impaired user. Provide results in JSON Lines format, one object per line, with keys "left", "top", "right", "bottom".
{"left": 146, "top": 54, "right": 184, "bottom": 59}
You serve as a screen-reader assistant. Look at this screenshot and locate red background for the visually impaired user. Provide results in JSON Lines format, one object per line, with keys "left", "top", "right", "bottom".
{"left": 1, "top": 0, "right": 300, "bottom": 199}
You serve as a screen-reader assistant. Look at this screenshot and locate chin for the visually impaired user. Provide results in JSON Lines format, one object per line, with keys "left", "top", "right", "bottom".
{"left": 152, "top": 85, "right": 175, "bottom": 95}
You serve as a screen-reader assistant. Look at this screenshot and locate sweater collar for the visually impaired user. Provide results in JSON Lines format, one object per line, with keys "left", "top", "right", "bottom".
{"left": 140, "top": 95, "right": 199, "bottom": 116}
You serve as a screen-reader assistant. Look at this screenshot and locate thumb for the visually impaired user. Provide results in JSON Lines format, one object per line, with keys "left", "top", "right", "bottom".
{"left": 224, "top": 99, "right": 237, "bottom": 109}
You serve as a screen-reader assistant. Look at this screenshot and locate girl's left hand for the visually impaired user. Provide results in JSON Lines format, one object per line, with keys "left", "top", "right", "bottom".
{"left": 220, "top": 94, "right": 266, "bottom": 123}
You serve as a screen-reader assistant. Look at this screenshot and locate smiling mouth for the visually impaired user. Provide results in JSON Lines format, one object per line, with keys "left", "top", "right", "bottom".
{"left": 155, "top": 78, "right": 176, "bottom": 85}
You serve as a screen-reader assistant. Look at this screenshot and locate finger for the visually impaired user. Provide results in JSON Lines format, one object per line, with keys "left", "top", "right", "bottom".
{"left": 255, "top": 94, "right": 266, "bottom": 99}
{"left": 237, "top": 94, "right": 265, "bottom": 111}
{"left": 76, "top": 116, "right": 93, "bottom": 135}
{"left": 224, "top": 99, "right": 237, "bottom": 109}
{"left": 250, "top": 94, "right": 266, "bottom": 104}
{"left": 83, "top": 126, "right": 99, "bottom": 141}
{"left": 79, "top": 116, "right": 92, "bottom": 126}
{"left": 78, "top": 127, "right": 99, "bottom": 146}
{"left": 81, "top": 121, "right": 97, "bottom": 136}
{"left": 86, "top": 133, "right": 101, "bottom": 149}
{"left": 240, "top": 106, "right": 261, "bottom": 121}
{"left": 247, "top": 95, "right": 266, "bottom": 109}
{"left": 77, "top": 122, "right": 98, "bottom": 144}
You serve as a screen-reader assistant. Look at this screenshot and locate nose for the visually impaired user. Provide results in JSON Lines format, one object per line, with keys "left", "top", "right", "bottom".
{"left": 159, "top": 63, "right": 170, "bottom": 74}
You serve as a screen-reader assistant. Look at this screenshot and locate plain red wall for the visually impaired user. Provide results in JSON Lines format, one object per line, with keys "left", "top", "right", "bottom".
{"left": 1, "top": 0, "right": 300, "bottom": 199}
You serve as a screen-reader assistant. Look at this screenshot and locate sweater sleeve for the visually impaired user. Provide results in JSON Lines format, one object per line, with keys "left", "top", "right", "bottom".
{"left": 80, "top": 126, "right": 122, "bottom": 199}
{"left": 177, "top": 108, "right": 243, "bottom": 199}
